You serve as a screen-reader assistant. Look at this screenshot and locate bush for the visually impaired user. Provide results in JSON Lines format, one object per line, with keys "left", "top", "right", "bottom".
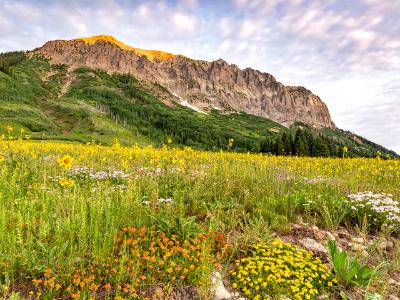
{"left": 30, "top": 226, "right": 229, "bottom": 299}
{"left": 231, "top": 239, "right": 336, "bottom": 299}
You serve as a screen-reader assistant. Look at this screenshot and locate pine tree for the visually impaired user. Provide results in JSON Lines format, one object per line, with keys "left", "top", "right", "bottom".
{"left": 294, "top": 129, "right": 308, "bottom": 156}
{"left": 337, "top": 146, "right": 344, "bottom": 158}
{"left": 281, "top": 132, "right": 293, "bottom": 155}
{"left": 303, "top": 129, "right": 315, "bottom": 156}
{"left": 275, "top": 138, "right": 285, "bottom": 156}
{"left": 313, "top": 136, "right": 330, "bottom": 157}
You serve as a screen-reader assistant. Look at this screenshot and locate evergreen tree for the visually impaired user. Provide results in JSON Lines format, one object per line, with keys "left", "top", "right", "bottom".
{"left": 294, "top": 129, "right": 308, "bottom": 156}
{"left": 313, "top": 136, "right": 330, "bottom": 157}
{"left": 281, "top": 132, "right": 293, "bottom": 155}
{"left": 337, "top": 146, "right": 344, "bottom": 158}
{"left": 261, "top": 138, "right": 274, "bottom": 153}
{"left": 303, "top": 129, "right": 315, "bottom": 156}
{"left": 275, "top": 138, "right": 285, "bottom": 156}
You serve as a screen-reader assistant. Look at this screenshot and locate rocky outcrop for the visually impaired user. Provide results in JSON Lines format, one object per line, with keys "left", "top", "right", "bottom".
{"left": 32, "top": 36, "right": 335, "bottom": 128}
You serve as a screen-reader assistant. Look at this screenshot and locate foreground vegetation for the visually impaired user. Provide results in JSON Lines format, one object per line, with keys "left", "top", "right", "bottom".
{"left": 0, "top": 134, "right": 399, "bottom": 299}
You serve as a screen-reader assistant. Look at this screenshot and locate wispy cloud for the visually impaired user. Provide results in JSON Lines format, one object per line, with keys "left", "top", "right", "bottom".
{"left": 0, "top": 0, "right": 399, "bottom": 152}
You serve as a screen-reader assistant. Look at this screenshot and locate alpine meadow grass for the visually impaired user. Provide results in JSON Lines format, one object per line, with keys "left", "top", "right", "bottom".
{"left": 0, "top": 135, "right": 399, "bottom": 299}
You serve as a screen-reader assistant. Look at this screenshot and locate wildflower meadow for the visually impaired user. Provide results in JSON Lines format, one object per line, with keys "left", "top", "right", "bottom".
{"left": 0, "top": 133, "right": 399, "bottom": 299}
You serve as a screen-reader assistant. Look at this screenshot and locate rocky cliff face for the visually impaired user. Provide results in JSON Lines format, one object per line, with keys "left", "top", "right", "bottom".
{"left": 33, "top": 36, "right": 335, "bottom": 128}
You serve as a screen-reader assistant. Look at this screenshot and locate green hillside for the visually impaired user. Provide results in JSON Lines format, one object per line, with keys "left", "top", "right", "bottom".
{"left": 0, "top": 52, "right": 397, "bottom": 158}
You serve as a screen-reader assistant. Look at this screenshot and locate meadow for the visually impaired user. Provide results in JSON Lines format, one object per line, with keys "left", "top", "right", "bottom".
{"left": 0, "top": 134, "right": 399, "bottom": 299}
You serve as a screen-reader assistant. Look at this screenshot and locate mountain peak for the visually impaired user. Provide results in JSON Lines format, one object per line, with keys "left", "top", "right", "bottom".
{"left": 75, "top": 35, "right": 177, "bottom": 60}
{"left": 33, "top": 36, "right": 335, "bottom": 128}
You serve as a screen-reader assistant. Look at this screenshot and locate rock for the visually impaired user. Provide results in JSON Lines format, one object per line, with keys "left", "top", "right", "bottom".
{"left": 388, "top": 296, "right": 399, "bottom": 300}
{"left": 352, "top": 237, "right": 364, "bottom": 244}
{"left": 337, "top": 231, "right": 350, "bottom": 239}
{"left": 326, "top": 231, "right": 335, "bottom": 241}
{"left": 292, "top": 223, "right": 303, "bottom": 230}
{"left": 388, "top": 278, "right": 399, "bottom": 286}
{"left": 311, "top": 225, "right": 319, "bottom": 231}
{"left": 231, "top": 291, "right": 247, "bottom": 300}
{"left": 299, "top": 238, "right": 327, "bottom": 254}
{"left": 378, "top": 239, "right": 394, "bottom": 251}
{"left": 349, "top": 242, "right": 365, "bottom": 252}
{"left": 311, "top": 226, "right": 326, "bottom": 241}
{"left": 33, "top": 36, "right": 336, "bottom": 129}
{"left": 211, "top": 271, "right": 231, "bottom": 300}
{"left": 361, "top": 250, "right": 369, "bottom": 257}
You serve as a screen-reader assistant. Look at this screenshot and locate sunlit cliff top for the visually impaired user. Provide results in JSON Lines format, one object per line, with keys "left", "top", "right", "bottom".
{"left": 76, "top": 35, "right": 177, "bottom": 60}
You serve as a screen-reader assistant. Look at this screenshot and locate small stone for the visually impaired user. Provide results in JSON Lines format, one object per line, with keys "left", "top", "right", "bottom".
{"left": 231, "top": 291, "right": 247, "bottom": 300}
{"left": 211, "top": 271, "right": 231, "bottom": 300}
{"left": 379, "top": 239, "right": 394, "bottom": 251}
{"left": 337, "top": 231, "right": 350, "bottom": 239}
{"left": 388, "top": 278, "right": 400, "bottom": 286}
{"left": 349, "top": 242, "right": 365, "bottom": 252}
{"left": 292, "top": 223, "right": 302, "bottom": 230}
{"left": 299, "top": 238, "right": 327, "bottom": 254}
{"left": 311, "top": 225, "right": 319, "bottom": 231}
{"left": 353, "top": 237, "right": 364, "bottom": 244}
{"left": 388, "top": 296, "right": 399, "bottom": 300}
{"left": 326, "top": 231, "right": 335, "bottom": 241}
{"left": 312, "top": 226, "right": 325, "bottom": 241}
{"left": 361, "top": 250, "right": 369, "bottom": 257}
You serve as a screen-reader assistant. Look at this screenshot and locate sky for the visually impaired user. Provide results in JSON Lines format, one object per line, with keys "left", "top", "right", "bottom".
{"left": 1, "top": 0, "right": 399, "bottom": 153}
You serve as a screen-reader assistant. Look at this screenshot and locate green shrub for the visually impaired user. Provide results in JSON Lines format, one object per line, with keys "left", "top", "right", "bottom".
{"left": 231, "top": 239, "right": 336, "bottom": 299}
{"left": 328, "top": 239, "right": 381, "bottom": 288}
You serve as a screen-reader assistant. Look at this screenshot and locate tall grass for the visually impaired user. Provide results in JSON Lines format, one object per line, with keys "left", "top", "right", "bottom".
{"left": 0, "top": 139, "right": 399, "bottom": 298}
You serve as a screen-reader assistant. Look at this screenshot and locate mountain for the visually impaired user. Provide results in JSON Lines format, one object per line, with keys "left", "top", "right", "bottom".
{"left": 0, "top": 36, "right": 397, "bottom": 157}
{"left": 33, "top": 35, "right": 335, "bottom": 129}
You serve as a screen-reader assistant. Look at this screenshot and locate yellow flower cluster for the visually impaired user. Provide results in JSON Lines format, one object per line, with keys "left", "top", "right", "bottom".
{"left": 59, "top": 177, "right": 75, "bottom": 189}
{"left": 231, "top": 239, "right": 336, "bottom": 299}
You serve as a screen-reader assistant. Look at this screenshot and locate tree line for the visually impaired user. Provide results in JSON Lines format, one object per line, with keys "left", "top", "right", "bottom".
{"left": 260, "top": 129, "right": 347, "bottom": 157}
{"left": 0, "top": 51, "right": 26, "bottom": 75}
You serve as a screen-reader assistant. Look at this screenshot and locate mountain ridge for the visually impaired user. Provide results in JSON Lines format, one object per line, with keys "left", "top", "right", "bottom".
{"left": 76, "top": 35, "right": 178, "bottom": 60}
{"left": 0, "top": 50, "right": 397, "bottom": 157}
{"left": 32, "top": 35, "right": 335, "bottom": 129}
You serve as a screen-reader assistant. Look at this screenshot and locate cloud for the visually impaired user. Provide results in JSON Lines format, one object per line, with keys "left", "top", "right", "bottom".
{"left": 0, "top": 0, "right": 399, "bottom": 153}
{"left": 172, "top": 12, "right": 197, "bottom": 33}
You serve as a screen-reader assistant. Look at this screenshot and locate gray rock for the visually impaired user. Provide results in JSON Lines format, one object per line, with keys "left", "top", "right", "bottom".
{"left": 311, "top": 226, "right": 326, "bottom": 241}
{"left": 299, "top": 238, "right": 327, "bottom": 254}
{"left": 388, "top": 278, "right": 400, "bottom": 286}
{"left": 326, "top": 231, "right": 335, "bottom": 241}
{"left": 311, "top": 225, "right": 319, "bottom": 231}
{"left": 337, "top": 231, "right": 350, "bottom": 239}
{"left": 211, "top": 271, "right": 232, "bottom": 300}
{"left": 349, "top": 242, "right": 365, "bottom": 252}
{"left": 353, "top": 237, "right": 364, "bottom": 244}
{"left": 378, "top": 239, "right": 394, "bottom": 251}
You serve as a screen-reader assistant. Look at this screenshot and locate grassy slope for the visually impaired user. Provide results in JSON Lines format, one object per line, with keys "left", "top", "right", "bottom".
{"left": 0, "top": 56, "right": 284, "bottom": 149}
{"left": 0, "top": 55, "right": 397, "bottom": 157}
